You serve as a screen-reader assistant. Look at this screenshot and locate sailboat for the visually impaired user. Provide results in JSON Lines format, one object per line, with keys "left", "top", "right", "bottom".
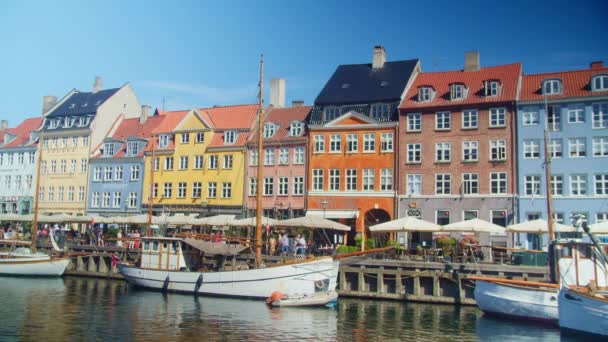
{"left": 118, "top": 55, "right": 340, "bottom": 299}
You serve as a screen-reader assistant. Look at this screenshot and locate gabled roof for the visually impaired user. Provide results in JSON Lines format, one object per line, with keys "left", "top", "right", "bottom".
{"left": 520, "top": 66, "right": 608, "bottom": 102}
{"left": 315, "top": 59, "right": 419, "bottom": 105}
{"left": 200, "top": 104, "right": 258, "bottom": 130}
{"left": 46, "top": 88, "right": 121, "bottom": 118}
{"left": 248, "top": 105, "right": 311, "bottom": 144}
{"left": 207, "top": 131, "right": 249, "bottom": 149}
{"left": 401, "top": 63, "right": 522, "bottom": 110}
{"left": 151, "top": 110, "right": 189, "bottom": 134}
{"left": 0, "top": 117, "right": 43, "bottom": 149}
{"left": 94, "top": 114, "right": 166, "bottom": 158}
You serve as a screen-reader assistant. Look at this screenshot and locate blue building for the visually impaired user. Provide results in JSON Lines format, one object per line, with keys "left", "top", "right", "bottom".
{"left": 517, "top": 61, "right": 608, "bottom": 228}
{"left": 87, "top": 107, "right": 163, "bottom": 217}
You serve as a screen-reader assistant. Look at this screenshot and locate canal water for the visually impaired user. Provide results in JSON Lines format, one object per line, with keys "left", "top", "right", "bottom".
{"left": 0, "top": 277, "right": 587, "bottom": 341}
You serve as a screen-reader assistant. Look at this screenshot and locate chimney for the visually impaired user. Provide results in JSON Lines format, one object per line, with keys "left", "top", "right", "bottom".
{"left": 0, "top": 120, "right": 8, "bottom": 130}
{"left": 591, "top": 61, "right": 604, "bottom": 69}
{"left": 93, "top": 76, "right": 103, "bottom": 93}
{"left": 269, "top": 78, "right": 286, "bottom": 108}
{"left": 292, "top": 100, "right": 304, "bottom": 107}
{"left": 464, "top": 51, "right": 480, "bottom": 72}
{"left": 140, "top": 105, "right": 151, "bottom": 124}
{"left": 42, "top": 95, "right": 58, "bottom": 115}
{"left": 372, "top": 45, "right": 386, "bottom": 69}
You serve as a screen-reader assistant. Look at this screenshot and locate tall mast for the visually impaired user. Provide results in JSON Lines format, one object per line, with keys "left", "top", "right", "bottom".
{"left": 147, "top": 134, "right": 156, "bottom": 236}
{"left": 255, "top": 54, "right": 264, "bottom": 267}
{"left": 543, "top": 95, "right": 555, "bottom": 241}
{"left": 31, "top": 130, "right": 44, "bottom": 252}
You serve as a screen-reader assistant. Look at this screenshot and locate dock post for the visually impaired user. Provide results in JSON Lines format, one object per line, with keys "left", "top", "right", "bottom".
{"left": 413, "top": 269, "right": 421, "bottom": 296}
{"left": 339, "top": 271, "right": 347, "bottom": 291}
{"left": 395, "top": 272, "right": 404, "bottom": 296}
{"left": 76, "top": 256, "right": 86, "bottom": 272}
{"left": 377, "top": 269, "right": 384, "bottom": 294}
{"left": 358, "top": 267, "right": 365, "bottom": 292}
{"left": 87, "top": 256, "right": 97, "bottom": 272}
{"left": 98, "top": 256, "right": 109, "bottom": 275}
{"left": 433, "top": 273, "right": 440, "bottom": 297}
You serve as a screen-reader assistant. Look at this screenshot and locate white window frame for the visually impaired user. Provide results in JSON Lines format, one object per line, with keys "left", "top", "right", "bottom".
{"left": 263, "top": 123, "right": 276, "bottom": 138}
{"left": 208, "top": 155, "right": 218, "bottom": 169}
{"left": 407, "top": 143, "right": 422, "bottom": 163}
{"left": 549, "top": 139, "right": 563, "bottom": 158}
{"left": 418, "top": 87, "right": 432, "bottom": 102}
{"left": 323, "top": 106, "right": 340, "bottom": 121}
{"left": 489, "top": 108, "right": 507, "bottom": 127}
{"left": 462, "top": 109, "right": 478, "bottom": 129}
{"left": 592, "top": 103, "right": 608, "bottom": 129}
{"left": 223, "top": 154, "right": 233, "bottom": 169}
{"left": 592, "top": 75, "right": 608, "bottom": 92}
{"left": 594, "top": 174, "right": 608, "bottom": 195}
{"left": 329, "top": 169, "right": 340, "bottom": 191}
{"left": 207, "top": 182, "right": 217, "bottom": 198}
{"left": 362, "top": 169, "right": 375, "bottom": 191}
{"left": 222, "top": 182, "right": 232, "bottom": 198}
{"left": 314, "top": 135, "right": 325, "bottom": 153}
{"left": 312, "top": 169, "right": 323, "bottom": 191}
{"left": 489, "top": 140, "right": 507, "bottom": 161}
{"left": 567, "top": 104, "right": 585, "bottom": 123}
{"left": 490, "top": 172, "right": 507, "bottom": 194}
{"left": 130, "top": 165, "right": 140, "bottom": 181}
{"left": 292, "top": 176, "right": 304, "bottom": 195}
{"left": 551, "top": 175, "right": 564, "bottom": 196}
{"left": 345, "top": 169, "right": 357, "bottom": 191}
{"left": 570, "top": 174, "right": 587, "bottom": 196}
{"left": 181, "top": 133, "right": 190, "bottom": 144}
{"left": 329, "top": 134, "right": 341, "bottom": 153}
{"left": 380, "top": 132, "right": 393, "bottom": 152}
{"left": 568, "top": 138, "right": 587, "bottom": 158}
{"left": 179, "top": 156, "right": 189, "bottom": 170}
{"left": 462, "top": 141, "right": 479, "bottom": 162}
{"left": 407, "top": 113, "right": 421, "bottom": 132}
{"left": 290, "top": 121, "right": 304, "bottom": 136}
{"left": 462, "top": 173, "right": 479, "bottom": 195}
{"left": 264, "top": 148, "right": 275, "bottom": 165}
{"left": 363, "top": 133, "right": 375, "bottom": 152}
{"left": 380, "top": 169, "right": 393, "bottom": 191}
{"left": 346, "top": 134, "right": 358, "bottom": 153}
{"left": 293, "top": 146, "right": 304, "bottom": 164}
{"left": 370, "top": 103, "right": 390, "bottom": 120}
{"left": 263, "top": 177, "right": 274, "bottom": 196}
{"left": 435, "top": 142, "right": 451, "bottom": 162}
{"left": 593, "top": 137, "right": 608, "bottom": 157}
{"left": 279, "top": 147, "right": 289, "bottom": 165}
{"left": 435, "top": 174, "right": 451, "bottom": 195}
{"left": 224, "top": 130, "right": 237, "bottom": 144}
{"left": 435, "top": 112, "right": 451, "bottom": 130}
{"left": 522, "top": 110, "right": 539, "bottom": 125}
{"left": 525, "top": 175, "right": 541, "bottom": 196}
{"left": 278, "top": 177, "right": 289, "bottom": 196}
{"left": 523, "top": 140, "right": 541, "bottom": 159}
{"left": 543, "top": 79, "right": 562, "bottom": 95}
{"left": 158, "top": 134, "right": 170, "bottom": 148}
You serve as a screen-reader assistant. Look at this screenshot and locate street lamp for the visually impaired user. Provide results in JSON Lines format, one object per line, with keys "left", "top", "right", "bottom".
{"left": 321, "top": 199, "right": 328, "bottom": 219}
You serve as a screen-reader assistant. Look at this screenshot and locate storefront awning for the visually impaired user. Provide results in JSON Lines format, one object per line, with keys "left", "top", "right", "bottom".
{"left": 306, "top": 209, "right": 358, "bottom": 219}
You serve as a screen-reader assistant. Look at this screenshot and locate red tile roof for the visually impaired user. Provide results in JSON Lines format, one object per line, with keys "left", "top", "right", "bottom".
{"left": 248, "top": 105, "right": 311, "bottom": 143}
{"left": 109, "top": 115, "right": 167, "bottom": 157}
{"left": 207, "top": 131, "right": 249, "bottom": 149}
{"left": 520, "top": 66, "right": 608, "bottom": 101}
{"left": 152, "top": 110, "right": 189, "bottom": 134}
{"left": 200, "top": 104, "right": 258, "bottom": 130}
{"left": 0, "top": 117, "right": 43, "bottom": 149}
{"left": 401, "top": 63, "right": 522, "bottom": 110}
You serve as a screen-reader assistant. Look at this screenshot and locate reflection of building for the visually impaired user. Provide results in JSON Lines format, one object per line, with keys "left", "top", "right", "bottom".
{"left": 0, "top": 117, "right": 42, "bottom": 214}
{"left": 517, "top": 61, "right": 608, "bottom": 226}
{"left": 398, "top": 52, "right": 520, "bottom": 228}
{"left": 306, "top": 46, "right": 420, "bottom": 239}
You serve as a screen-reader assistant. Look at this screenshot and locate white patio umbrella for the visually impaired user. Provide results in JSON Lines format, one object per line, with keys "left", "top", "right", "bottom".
{"left": 165, "top": 214, "right": 199, "bottom": 226}
{"left": 194, "top": 215, "right": 237, "bottom": 227}
{"left": 232, "top": 216, "right": 279, "bottom": 227}
{"left": 275, "top": 216, "right": 350, "bottom": 231}
{"left": 37, "top": 213, "right": 75, "bottom": 223}
{"left": 441, "top": 218, "right": 506, "bottom": 235}
{"left": 0, "top": 213, "right": 24, "bottom": 222}
{"left": 369, "top": 216, "right": 441, "bottom": 232}
{"left": 589, "top": 221, "right": 608, "bottom": 234}
{"left": 506, "top": 219, "right": 576, "bottom": 233}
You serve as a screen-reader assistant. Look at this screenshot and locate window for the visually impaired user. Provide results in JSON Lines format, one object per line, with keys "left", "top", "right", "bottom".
{"left": 450, "top": 84, "right": 465, "bottom": 100}
{"left": 435, "top": 142, "right": 451, "bottom": 162}
{"left": 192, "top": 182, "right": 202, "bottom": 198}
{"left": 29, "top": 152, "right": 35, "bottom": 164}
{"left": 17, "top": 153, "right": 24, "bottom": 165}
{"left": 549, "top": 139, "right": 563, "bottom": 158}
{"left": 312, "top": 169, "right": 323, "bottom": 191}
{"left": 568, "top": 105, "right": 585, "bottom": 123}
{"left": 551, "top": 175, "right": 564, "bottom": 196}
{"left": 323, "top": 107, "right": 339, "bottom": 121}
{"left": 594, "top": 174, "right": 608, "bottom": 195}
{"left": 179, "top": 156, "right": 189, "bottom": 170}
{"left": 380, "top": 169, "right": 393, "bottom": 191}
{"left": 158, "top": 135, "right": 170, "bottom": 148}
{"left": 70, "top": 159, "right": 76, "bottom": 173}
{"left": 491, "top": 172, "right": 507, "bottom": 194}
{"left": 14, "top": 176, "right": 21, "bottom": 190}
{"left": 128, "top": 193, "right": 137, "bottom": 208}
{"left": 208, "top": 155, "right": 218, "bottom": 169}
{"left": 114, "top": 166, "right": 123, "bottom": 180}
{"left": 221, "top": 154, "right": 232, "bottom": 169}
{"left": 153, "top": 183, "right": 158, "bottom": 198}
{"left": 462, "top": 141, "right": 479, "bottom": 161}
{"left": 293, "top": 146, "right": 304, "bottom": 164}
{"left": 380, "top": 133, "right": 393, "bottom": 152}
{"left": 82, "top": 136, "right": 89, "bottom": 147}
{"left": 491, "top": 210, "right": 508, "bottom": 227}
{"left": 194, "top": 155, "right": 203, "bottom": 169}
{"left": 593, "top": 75, "right": 608, "bottom": 91}
{"left": 569, "top": 138, "right": 586, "bottom": 158}
{"left": 464, "top": 210, "right": 479, "bottom": 220}
{"left": 362, "top": 169, "right": 375, "bottom": 191}
{"left": 346, "top": 134, "right": 358, "bottom": 152}
{"left": 60, "top": 160, "right": 67, "bottom": 173}
{"left": 363, "top": 133, "right": 375, "bottom": 152}
{"left": 407, "top": 113, "right": 421, "bottom": 131}
{"left": 485, "top": 81, "right": 500, "bottom": 96}
{"left": 418, "top": 87, "right": 432, "bottom": 102}
{"left": 153, "top": 157, "right": 160, "bottom": 170}
{"left": 547, "top": 105, "right": 561, "bottom": 131}
{"left": 277, "top": 148, "right": 289, "bottom": 165}
{"left": 436, "top": 210, "right": 450, "bottom": 225}
{"left": 346, "top": 169, "right": 357, "bottom": 191}
{"left": 290, "top": 121, "right": 304, "bottom": 136}
{"left": 329, "top": 169, "right": 340, "bottom": 191}
{"left": 196, "top": 132, "right": 205, "bottom": 143}
{"left": 462, "top": 173, "right": 479, "bottom": 195}
{"left": 314, "top": 135, "right": 325, "bottom": 152}
{"left": 181, "top": 133, "right": 190, "bottom": 144}
{"left": 163, "top": 183, "right": 173, "bottom": 198}
{"left": 407, "top": 143, "right": 421, "bottom": 163}
{"left": 593, "top": 103, "right": 608, "bottom": 129}
{"left": 249, "top": 150, "right": 258, "bottom": 166}
{"left": 543, "top": 79, "right": 562, "bottom": 95}
{"left": 293, "top": 177, "right": 304, "bottom": 195}
{"left": 248, "top": 178, "right": 257, "bottom": 196}
{"left": 490, "top": 108, "right": 506, "bottom": 127}
{"left": 164, "top": 156, "right": 174, "bottom": 170}
{"left": 593, "top": 137, "right": 608, "bottom": 157}
{"left": 104, "top": 167, "right": 112, "bottom": 181}
{"left": 553, "top": 213, "right": 565, "bottom": 225}
{"left": 177, "top": 182, "right": 187, "bottom": 198}
{"left": 79, "top": 186, "right": 85, "bottom": 201}
{"left": 50, "top": 160, "right": 56, "bottom": 173}
{"left": 25, "top": 175, "right": 32, "bottom": 190}
{"left": 523, "top": 140, "right": 541, "bottom": 159}
{"left": 131, "top": 165, "right": 140, "bottom": 180}
{"left": 47, "top": 186, "right": 54, "bottom": 201}
{"left": 462, "top": 110, "right": 478, "bottom": 129}
{"left": 93, "top": 167, "right": 102, "bottom": 181}
{"left": 263, "top": 177, "right": 274, "bottom": 196}
{"left": 436, "top": 112, "right": 451, "bottom": 130}
{"left": 40, "top": 160, "right": 46, "bottom": 174}
{"left": 371, "top": 103, "right": 390, "bottom": 120}
{"left": 570, "top": 174, "right": 587, "bottom": 196}
{"left": 222, "top": 182, "right": 232, "bottom": 198}
{"left": 4, "top": 176, "right": 10, "bottom": 189}
{"left": 525, "top": 175, "right": 541, "bottom": 196}
{"left": 263, "top": 123, "right": 277, "bottom": 138}
{"left": 224, "top": 131, "right": 237, "bottom": 144}
{"left": 278, "top": 177, "right": 289, "bottom": 196}
{"left": 264, "top": 148, "right": 275, "bottom": 165}
{"left": 104, "top": 143, "right": 115, "bottom": 156}
{"left": 207, "top": 182, "right": 217, "bottom": 198}
{"left": 91, "top": 192, "right": 99, "bottom": 208}
{"left": 330, "top": 134, "right": 341, "bottom": 152}
{"left": 489, "top": 140, "right": 507, "bottom": 161}
{"left": 102, "top": 192, "right": 110, "bottom": 207}
{"left": 435, "top": 174, "right": 451, "bottom": 195}
{"left": 112, "top": 192, "right": 121, "bottom": 208}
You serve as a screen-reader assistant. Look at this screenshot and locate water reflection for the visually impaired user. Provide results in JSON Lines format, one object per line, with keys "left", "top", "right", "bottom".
{"left": 0, "top": 277, "right": 590, "bottom": 341}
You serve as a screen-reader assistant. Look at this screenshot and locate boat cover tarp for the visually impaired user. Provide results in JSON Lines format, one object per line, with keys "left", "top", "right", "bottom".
{"left": 183, "top": 238, "right": 248, "bottom": 256}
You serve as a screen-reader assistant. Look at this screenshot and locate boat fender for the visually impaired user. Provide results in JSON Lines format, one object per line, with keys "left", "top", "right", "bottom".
{"left": 266, "top": 291, "right": 285, "bottom": 305}
{"left": 194, "top": 274, "right": 204, "bottom": 294}
{"left": 162, "top": 275, "right": 170, "bottom": 293}
{"left": 315, "top": 280, "right": 326, "bottom": 291}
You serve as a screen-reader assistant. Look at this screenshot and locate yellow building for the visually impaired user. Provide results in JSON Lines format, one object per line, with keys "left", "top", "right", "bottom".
{"left": 142, "top": 104, "right": 257, "bottom": 216}
{"left": 38, "top": 78, "right": 141, "bottom": 216}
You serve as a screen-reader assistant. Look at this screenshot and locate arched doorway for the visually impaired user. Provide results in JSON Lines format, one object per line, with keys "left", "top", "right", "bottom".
{"left": 364, "top": 209, "right": 391, "bottom": 248}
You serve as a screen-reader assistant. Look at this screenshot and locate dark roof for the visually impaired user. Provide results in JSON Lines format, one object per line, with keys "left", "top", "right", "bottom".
{"left": 314, "top": 59, "right": 419, "bottom": 105}
{"left": 46, "top": 88, "right": 120, "bottom": 118}
{"left": 308, "top": 102, "right": 400, "bottom": 125}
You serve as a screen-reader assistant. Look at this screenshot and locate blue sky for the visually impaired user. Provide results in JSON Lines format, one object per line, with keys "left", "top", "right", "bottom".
{"left": 1, "top": 0, "right": 606, "bottom": 124}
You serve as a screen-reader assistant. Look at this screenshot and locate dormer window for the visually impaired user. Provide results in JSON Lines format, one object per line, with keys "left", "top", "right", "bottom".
{"left": 485, "top": 80, "right": 501, "bottom": 97}
{"left": 592, "top": 75, "right": 608, "bottom": 91}
{"left": 450, "top": 84, "right": 466, "bottom": 100}
{"left": 370, "top": 103, "right": 390, "bottom": 120}
{"left": 48, "top": 119, "right": 57, "bottom": 129}
{"left": 224, "top": 130, "right": 238, "bottom": 145}
{"left": 104, "top": 143, "right": 115, "bottom": 156}
{"left": 289, "top": 121, "right": 304, "bottom": 136}
{"left": 64, "top": 117, "right": 76, "bottom": 128}
{"left": 418, "top": 87, "right": 433, "bottom": 102}
{"left": 543, "top": 79, "right": 562, "bottom": 95}
{"left": 263, "top": 123, "right": 277, "bottom": 138}
{"left": 69, "top": 103, "right": 76, "bottom": 109}
{"left": 78, "top": 116, "right": 91, "bottom": 127}
{"left": 323, "top": 106, "right": 340, "bottom": 121}
{"left": 127, "top": 141, "right": 138, "bottom": 156}
{"left": 158, "top": 134, "right": 170, "bottom": 148}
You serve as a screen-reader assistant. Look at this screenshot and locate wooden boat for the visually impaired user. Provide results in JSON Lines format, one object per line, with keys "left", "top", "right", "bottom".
{"left": 266, "top": 290, "right": 338, "bottom": 307}
{"left": 558, "top": 286, "right": 608, "bottom": 336}
{"left": 0, "top": 242, "right": 70, "bottom": 277}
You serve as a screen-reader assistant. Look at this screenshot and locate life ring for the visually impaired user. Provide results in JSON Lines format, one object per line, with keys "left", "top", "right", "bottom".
{"left": 315, "top": 280, "right": 326, "bottom": 290}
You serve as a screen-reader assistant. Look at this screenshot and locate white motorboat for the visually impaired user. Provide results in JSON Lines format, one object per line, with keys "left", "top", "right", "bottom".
{"left": 558, "top": 286, "right": 608, "bottom": 336}
{"left": 0, "top": 244, "right": 70, "bottom": 277}
{"left": 266, "top": 290, "right": 338, "bottom": 307}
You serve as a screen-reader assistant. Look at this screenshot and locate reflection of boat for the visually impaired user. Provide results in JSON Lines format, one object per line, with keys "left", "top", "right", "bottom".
{"left": 267, "top": 290, "right": 338, "bottom": 307}
{"left": 475, "top": 314, "right": 561, "bottom": 342}
{"left": 0, "top": 243, "right": 70, "bottom": 277}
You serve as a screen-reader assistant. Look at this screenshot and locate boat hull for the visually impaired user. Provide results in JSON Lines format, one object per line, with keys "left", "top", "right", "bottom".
{"left": 0, "top": 257, "right": 70, "bottom": 277}
{"left": 474, "top": 279, "right": 558, "bottom": 323}
{"left": 119, "top": 257, "right": 339, "bottom": 299}
{"left": 558, "top": 287, "right": 608, "bottom": 337}
{"left": 270, "top": 290, "right": 339, "bottom": 307}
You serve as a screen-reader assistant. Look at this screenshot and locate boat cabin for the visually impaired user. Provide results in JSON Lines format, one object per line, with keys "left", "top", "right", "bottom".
{"left": 551, "top": 241, "right": 608, "bottom": 288}
{"left": 140, "top": 237, "right": 187, "bottom": 271}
